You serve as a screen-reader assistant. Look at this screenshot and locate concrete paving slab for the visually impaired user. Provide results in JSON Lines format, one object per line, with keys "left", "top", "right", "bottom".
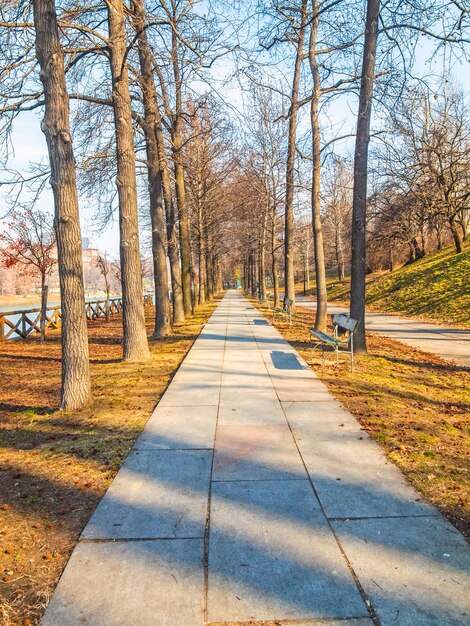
{"left": 158, "top": 381, "right": 221, "bottom": 406}
{"left": 219, "top": 386, "right": 278, "bottom": 404}
{"left": 41, "top": 539, "right": 205, "bottom": 626}
{"left": 218, "top": 391, "right": 286, "bottom": 425}
{"left": 213, "top": 424, "right": 305, "bottom": 481}
{"left": 272, "top": 378, "right": 336, "bottom": 402}
{"left": 135, "top": 405, "right": 218, "bottom": 450}
{"left": 283, "top": 401, "right": 435, "bottom": 518}
{"left": 171, "top": 367, "right": 222, "bottom": 384}
{"left": 207, "top": 480, "right": 368, "bottom": 623}
{"left": 82, "top": 450, "right": 212, "bottom": 539}
{"left": 333, "top": 516, "right": 470, "bottom": 625}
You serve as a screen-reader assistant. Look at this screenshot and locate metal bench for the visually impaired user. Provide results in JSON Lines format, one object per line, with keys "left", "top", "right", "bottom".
{"left": 260, "top": 292, "right": 272, "bottom": 309}
{"left": 273, "top": 297, "right": 293, "bottom": 324}
{"left": 309, "top": 313, "right": 359, "bottom": 371}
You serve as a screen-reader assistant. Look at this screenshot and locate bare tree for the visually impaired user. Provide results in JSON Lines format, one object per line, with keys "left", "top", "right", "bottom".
{"left": 349, "top": 0, "right": 380, "bottom": 352}
{"left": 132, "top": 0, "right": 171, "bottom": 337}
{"left": 32, "top": 0, "right": 91, "bottom": 408}
{"left": 284, "top": 0, "right": 308, "bottom": 307}
{"left": 107, "top": 0, "right": 150, "bottom": 360}
{"left": 0, "top": 207, "right": 56, "bottom": 340}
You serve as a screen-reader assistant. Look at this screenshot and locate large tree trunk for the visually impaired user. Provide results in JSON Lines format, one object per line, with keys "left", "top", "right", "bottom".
{"left": 350, "top": 0, "right": 381, "bottom": 353}
{"left": 33, "top": 0, "right": 91, "bottom": 409}
{"left": 284, "top": 0, "right": 308, "bottom": 307}
{"left": 309, "top": 0, "right": 328, "bottom": 332}
{"left": 107, "top": 0, "right": 149, "bottom": 361}
{"left": 132, "top": 0, "right": 171, "bottom": 337}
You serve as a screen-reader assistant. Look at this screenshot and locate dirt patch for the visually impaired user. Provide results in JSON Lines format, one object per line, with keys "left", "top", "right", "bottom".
{"left": 0, "top": 297, "right": 221, "bottom": 625}
{"left": 254, "top": 300, "right": 470, "bottom": 540}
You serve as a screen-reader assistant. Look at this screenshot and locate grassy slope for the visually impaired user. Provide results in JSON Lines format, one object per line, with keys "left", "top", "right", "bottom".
{"left": 323, "top": 241, "right": 470, "bottom": 328}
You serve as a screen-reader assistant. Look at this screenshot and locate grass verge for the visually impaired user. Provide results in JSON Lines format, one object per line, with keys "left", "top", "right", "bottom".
{"left": 254, "top": 300, "right": 470, "bottom": 540}
{"left": 0, "top": 297, "right": 221, "bottom": 626}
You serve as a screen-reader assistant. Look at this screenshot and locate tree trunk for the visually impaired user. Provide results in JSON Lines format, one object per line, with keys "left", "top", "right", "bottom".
{"left": 350, "top": 0, "right": 380, "bottom": 353}
{"left": 272, "top": 250, "right": 279, "bottom": 308}
{"left": 388, "top": 241, "right": 394, "bottom": 272}
{"left": 449, "top": 216, "right": 463, "bottom": 253}
{"left": 33, "top": 0, "right": 91, "bottom": 409}
{"left": 105, "top": 280, "right": 110, "bottom": 322}
{"left": 336, "top": 228, "right": 345, "bottom": 281}
{"left": 154, "top": 119, "right": 184, "bottom": 324}
{"left": 40, "top": 273, "right": 48, "bottom": 342}
{"left": 170, "top": 23, "right": 192, "bottom": 316}
{"left": 107, "top": 0, "right": 149, "bottom": 361}
{"left": 309, "top": 0, "right": 328, "bottom": 332}
{"left": 173, "top": 136, "right": 192, "bottom": 315}
{"left": 284, "top": 0, "right": 308, "bottom": 307}
{"left": 133, "top": 0, "right": 171, "bottom": 338}
{"left": 198, "top": 205, "right": 206, "bottom": 305}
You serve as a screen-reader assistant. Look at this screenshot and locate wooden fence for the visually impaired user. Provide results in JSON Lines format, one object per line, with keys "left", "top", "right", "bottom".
{"left": 0, "top": 294, "right": 154, "bottom": 342}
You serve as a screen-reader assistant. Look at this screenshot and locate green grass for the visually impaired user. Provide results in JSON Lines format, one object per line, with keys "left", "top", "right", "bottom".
{"left": 313, "top": 241, "right": 470, "bottom": 328}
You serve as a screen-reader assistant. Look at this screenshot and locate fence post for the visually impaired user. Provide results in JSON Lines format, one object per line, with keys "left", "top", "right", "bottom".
{"left": 0, "top": 315, "right": 4, "bottom": 342}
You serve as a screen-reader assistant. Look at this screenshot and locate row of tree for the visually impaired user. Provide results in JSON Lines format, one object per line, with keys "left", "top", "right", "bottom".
{"left": 0, "top": 0, "right": 236, "bottom": 408}
{"left": 0, "top": 0, "right": 468, "bottom": 410}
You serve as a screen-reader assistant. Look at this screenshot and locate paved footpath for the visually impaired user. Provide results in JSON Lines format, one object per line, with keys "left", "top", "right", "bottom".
{"left": 42, "top": 292, "right": 470, "bottom": 626}
{"left": 296, "top": 296, "right": 470, "bottom": 368}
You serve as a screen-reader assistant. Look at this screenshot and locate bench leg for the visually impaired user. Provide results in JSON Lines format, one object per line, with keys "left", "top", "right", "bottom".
{"left": 321, "top": 342, "right": 325, "bottom": 372}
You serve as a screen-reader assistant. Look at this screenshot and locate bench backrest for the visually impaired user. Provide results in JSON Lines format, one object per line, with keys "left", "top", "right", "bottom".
{"left": 333, "top": 313, "right": 358, "bottom": 333}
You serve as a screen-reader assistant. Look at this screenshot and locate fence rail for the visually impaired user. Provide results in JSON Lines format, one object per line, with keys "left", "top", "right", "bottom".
{"left": 0, "top": 294, "right": 154, "bottom": 342}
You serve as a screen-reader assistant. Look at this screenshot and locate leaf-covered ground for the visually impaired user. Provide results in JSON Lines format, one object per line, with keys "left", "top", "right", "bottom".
{"left": 0, "top": 297, "right": 221, "bottom": 626}
{"left": 304, "top": 240, "right": 470, "bottom": 328}
{"left": 255, "top": 301, "right": 470, "bottom": 541}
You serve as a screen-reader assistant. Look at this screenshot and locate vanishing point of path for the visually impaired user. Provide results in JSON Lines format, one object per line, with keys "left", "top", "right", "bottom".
{"left": 296, "top": 296, "right": 470, "bottom": 368}
{"left": 42, "top": 292, "right": 470, "bottom": 626}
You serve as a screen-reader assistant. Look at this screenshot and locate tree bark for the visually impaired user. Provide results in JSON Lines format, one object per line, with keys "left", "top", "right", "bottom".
{"left": 350, "top": 0, "right": 380, "bottom": 353}
{"left": 33, "top": 0, "right": 91, "bottom": 409}
{"left": 132, "top": 0, "right": 171, "bottom": 337}
{"left": 107, "top": 0, "right": 150, "bottom": 361}
{"left": 309, "top": 0, "right": 328, "bottom": 332}
{"left": 284, "top": 0, "right": 308, "bottom": 307}
{"left": 449, "top": 216, "right": 463, "bottom": 253}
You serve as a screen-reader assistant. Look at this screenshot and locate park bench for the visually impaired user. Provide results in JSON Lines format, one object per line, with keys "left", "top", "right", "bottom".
{"left": 273, "top": 297, "right": 293, "bottom": 324}
{"left": 309, "top": 313, "right": 359, "bottom": 371}
{"left": 259, "top": 292, "right": 272, "bottom": 309}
